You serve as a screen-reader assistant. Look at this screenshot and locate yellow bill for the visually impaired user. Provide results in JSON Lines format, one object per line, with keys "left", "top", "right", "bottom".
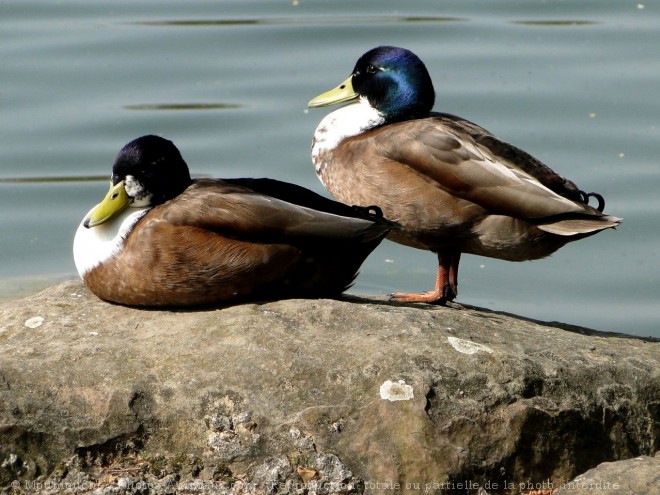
{"left": 308, "top": 76, "right": 358, "bottom": 108}
{"left": 84, "top": 180, "right": 132, "bottom": 228}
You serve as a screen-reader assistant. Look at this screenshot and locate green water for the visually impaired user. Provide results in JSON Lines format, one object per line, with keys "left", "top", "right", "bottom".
{"left": 1, "top": 1, "right": 658, "bottom": 337}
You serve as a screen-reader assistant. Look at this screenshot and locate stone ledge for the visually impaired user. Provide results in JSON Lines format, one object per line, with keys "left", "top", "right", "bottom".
{"left": 1, "top": 281, "right": 658, "bottom": 494}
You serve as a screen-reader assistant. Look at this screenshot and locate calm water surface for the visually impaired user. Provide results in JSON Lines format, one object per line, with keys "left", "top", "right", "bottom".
{"left": 1, "top": 1, "right": 658, "bottom": 337}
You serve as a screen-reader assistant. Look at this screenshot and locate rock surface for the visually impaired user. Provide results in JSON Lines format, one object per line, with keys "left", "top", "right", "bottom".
{"left": 555, "top": 455, "right": 659, "bottom": 495}
{"left": 0, "top": 281, "right": 658, "bottom": 494}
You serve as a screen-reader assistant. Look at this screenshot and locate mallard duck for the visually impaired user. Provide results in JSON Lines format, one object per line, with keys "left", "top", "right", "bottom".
{"left": 73, "top": 135, "right": 393, "bottom": 307}
{"left": 308, "top": 45, "right": 621, "bottom": 304}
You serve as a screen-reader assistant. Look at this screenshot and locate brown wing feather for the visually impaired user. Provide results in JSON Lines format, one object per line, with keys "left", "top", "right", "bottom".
{"left": 161, "top": 179, "right": 390, "bottom": 242}
{"left": 431, "top": 112, "right": 586, "bottom": 201}
{"left": 373, "top": 118, "right": 601, "bottom": 220}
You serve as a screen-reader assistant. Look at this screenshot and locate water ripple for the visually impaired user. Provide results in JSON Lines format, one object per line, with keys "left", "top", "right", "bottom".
{"left": 124, "top": 103, "right": 242, "bottom": 111}
{"left": 131, "top": 15, "right": 466, "bottom": 28}
{"left": 0, "top": 176, "right": 108, "bottom": 184}
{"left": 512, "top": 20, "right": 597, "bottom": 27}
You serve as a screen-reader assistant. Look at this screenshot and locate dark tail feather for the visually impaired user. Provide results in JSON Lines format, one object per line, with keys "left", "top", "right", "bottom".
{"left": 351, "top": 204, "right": 400, "bottom": 230}
{"left": 578, "top": 190, "right": 605, "bottom": 212}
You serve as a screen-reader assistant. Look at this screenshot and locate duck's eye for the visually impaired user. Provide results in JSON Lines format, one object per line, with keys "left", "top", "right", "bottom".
{"left": 365, "top": 64, "right": 379, "bottom": 74}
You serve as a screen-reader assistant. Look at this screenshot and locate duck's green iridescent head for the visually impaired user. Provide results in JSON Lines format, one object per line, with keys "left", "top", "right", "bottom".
{"left": 309, "top": 46, "right": 435, "bottom": 123}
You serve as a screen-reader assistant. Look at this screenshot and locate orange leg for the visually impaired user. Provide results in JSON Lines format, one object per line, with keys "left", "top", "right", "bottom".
{"left": 390, "top": 251, "right": 460, "bottom": 304}
{"left": 448, "top": 252, "right": 460, "bottom": 298}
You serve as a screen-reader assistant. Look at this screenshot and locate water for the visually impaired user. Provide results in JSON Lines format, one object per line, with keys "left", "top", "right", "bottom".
{"left": 1, "top": 1, "right": 658, "bottom": 337}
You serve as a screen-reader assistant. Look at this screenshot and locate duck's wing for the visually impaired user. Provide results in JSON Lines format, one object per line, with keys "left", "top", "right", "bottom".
{"left": 162, "top": 179, "right": 391, "bottom": 243}
{"left": 431, "top": 112, "right": 588, "bottom": 203}
{"left": 223, "top": 178, "right": 390, "bottom": 220}
{"left": 222, "top": 178, "right": 398, "bottom": 229}
{"left": 376, "top": 118, "right": 605, "bottom": 222}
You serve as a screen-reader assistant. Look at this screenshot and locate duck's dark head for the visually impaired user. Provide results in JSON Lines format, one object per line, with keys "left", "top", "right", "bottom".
{"left": 112, "top": 135, "right": 192, "bottom": 206}
{"left": 84, "top": 135, "right": 192, "bottom": 228}
{"left": 309, "top": 46, "right": 435, "bottom": 122}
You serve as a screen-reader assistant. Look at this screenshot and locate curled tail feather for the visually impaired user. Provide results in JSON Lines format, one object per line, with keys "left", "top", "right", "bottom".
{"left": 578, "top": 190, "right": 606, "bottom": 212}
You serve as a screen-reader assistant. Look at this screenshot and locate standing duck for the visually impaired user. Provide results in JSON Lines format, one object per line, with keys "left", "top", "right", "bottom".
{"left": 308, "top": 46, "right": 621, "bottom": 304}
{"left": 73, "top": 135, "right": 393, "bottom": 307}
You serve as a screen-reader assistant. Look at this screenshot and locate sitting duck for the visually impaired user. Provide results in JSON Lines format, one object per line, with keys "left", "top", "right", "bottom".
{"left": 308, "top": 46, "right": 621, "bottom": 304}
{"left": 73, "top": 135, "right": 393, "bottom": 307}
